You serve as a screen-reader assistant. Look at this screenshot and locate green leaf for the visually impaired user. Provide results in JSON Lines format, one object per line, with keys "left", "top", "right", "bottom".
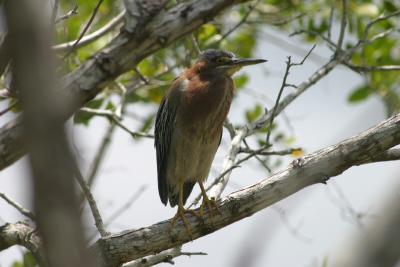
{"left": 348, "top": 85, "right": 371, "bottom": 103}
{"left": 234, "top": 74, "right": 249, "bottom": 89}
{"left": 354, "top": 4, "right": 379, "bottom": 18}
{"left": 245, "top": 104, "right": 262, "bottom": 123}
{"left": 74, "top": 98, "right": 104, "bottom": 125}
{"left": 23, "top": 252, "right": 37, "bottom": 267}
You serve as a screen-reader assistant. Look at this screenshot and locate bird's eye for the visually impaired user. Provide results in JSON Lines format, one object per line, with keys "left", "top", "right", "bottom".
{"left": 216, "top": 57, "right": 230, "bottom": 63}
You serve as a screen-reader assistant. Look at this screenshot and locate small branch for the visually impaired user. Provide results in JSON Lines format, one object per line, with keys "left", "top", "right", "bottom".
{"left": 87, "top": 122, "right": 116, "bottom": 186}
{"left": 123, "top": 247, "right": 207, "bottom": 267}
{"left": 362, "top": 10, "right": 400, "bottom": 41}
{"left": 265, "top": 45, "right": 316, "bottom": 145}
{"left": 327, "top": 7, "right": 334, "bottom": 40}
{"left": 336, "top": 0, "right": 348, "bottom": 54}
{"left": 63, "top": 0, "right": 104, "bottom": 58}
{"left": 74, "top": 167, "right": 108, "bottom": 237}
{"left": 78, "top": 107, "right": 154, "bottom": 139}
{"left": 224, "top": 118, "right": 236, "bottom": 139}
{"left": 344, "top": 63, "right": 400, "bottom": 72}
{"left": 112, "top": 119, "right": 154, "bottom": 139}
{"left": 217, "top": 0, "right": 260, "bottom": 42}
{"left": 55, "top": 4, "right": 78, "bottom": 24}
{"left": 54, "top": 10, "right": 125, "bottom": 52}
{"left": 0, "top": 192, "right": 35, "bottom": 220}
{"left": 239, "top": 147, "right": 302, "bottom": 156}
{"left": 133, "top": 67, "right": 150, "bottom": 84}
{"left": 80, "top": 107, "right": 118, "bottom": 119}
{"left": 0, "top": 101, "right": 18, "bottom": 117}
{"left": 190, "top": 34, "right": 201, "bottom": 54}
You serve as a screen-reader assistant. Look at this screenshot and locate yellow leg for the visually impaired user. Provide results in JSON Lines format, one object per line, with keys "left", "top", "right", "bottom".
{"left": 169, "top": 182, "right": 198, "bottom": 237}
{"left": 198, "top": 182, "right": 220, "bottom": 218}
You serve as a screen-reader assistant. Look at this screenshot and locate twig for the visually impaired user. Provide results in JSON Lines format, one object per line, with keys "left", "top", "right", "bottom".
{"left": 79, "top": 107, "right": 118, "bottom": 119}
{"left": 123, "top": 247, "right": 207, "bottom": 267}
{"left": 87, "top": 122, "right": 116, "bottom": 186}
{"left": 224, "top": 118, "right": 236, "bottom": 139}
{"left": 54, "top": 10, "right": 125, "bottom": 51}
{"left": 112, "top": 119, "right": 154, "bottom": 138}
{"left": 190, "top": 34, "right": 201, "bottom": 54}
{"left": 336, "top": 0, "right": 348, "bottom": 54}
{"left": 327, "top": 7, "right": 334, "bottom": 40}
{"left": 55, "top": 4, "right": 78, "bottom": 24}
{"left": 87, "top": 82, "right": 127, "bottom": 187}
{"left": 239, "top": 147, "right": 302, "bottom": 156}
{"left": 0, "top": 192, "right": 35, "bottom": 220}
{"left": 362, "top": 10, "right": 400, "bottom": 41}
{"left": 74, "top": 166, "right": 108, "bottom": 237}
{"left": 133, "top": 67, "right": 150, "bottom": 84}
{"left": 78, "top": 107, "right": 154, "bottom": 138}
{"left": 344, "top": 63, "right": 400, "bottom": 72}
{"left": 63, "top": 0, "right": 104, "bottom": 58}
{"left": 0, "top": 101, "right": 18, "bottom": 117}
{"left": 190, "top": 145, "right": 284, "bottom": 208}
{"left": 217, "top": 0, "right": 260, "bottom": 42}
{"left": 266, "top": 45, "right": 316, "bottom": 145}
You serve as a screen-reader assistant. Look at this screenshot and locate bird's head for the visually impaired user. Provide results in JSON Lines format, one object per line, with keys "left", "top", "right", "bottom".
{"left": 194, "top": 49, "right": 267, "bottom": 76}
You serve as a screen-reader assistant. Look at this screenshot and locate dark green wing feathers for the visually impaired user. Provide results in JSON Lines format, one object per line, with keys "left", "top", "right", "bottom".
{"left": 154, "top": 96, "right": 176, "bottom": 205}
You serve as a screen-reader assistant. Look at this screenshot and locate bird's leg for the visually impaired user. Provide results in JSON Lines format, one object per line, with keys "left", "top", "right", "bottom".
{"left": 198, "top": 182, "right": 220, "bottom": 218}
{"left": 169, "top": 182, "right": 198, "bottom": 237}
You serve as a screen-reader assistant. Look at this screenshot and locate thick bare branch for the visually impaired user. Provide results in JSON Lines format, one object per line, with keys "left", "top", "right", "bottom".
{"left": 90, "top": 113, "right": 400, "bottom": 267}
{"left": 0, "top": 222, "right": 43, "bottom": 264}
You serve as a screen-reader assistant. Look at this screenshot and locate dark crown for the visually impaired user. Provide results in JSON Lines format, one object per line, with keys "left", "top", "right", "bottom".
{"left": 199, "top": 49, "right": 235, "bottom": 62}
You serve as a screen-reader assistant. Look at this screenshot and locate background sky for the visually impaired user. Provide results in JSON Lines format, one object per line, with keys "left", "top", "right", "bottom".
{"left": 0, "top": 26, "right": 399, "bottom": 267}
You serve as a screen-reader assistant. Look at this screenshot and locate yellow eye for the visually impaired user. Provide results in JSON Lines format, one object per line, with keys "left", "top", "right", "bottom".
{"left": 216, "top": 57, "right": 230, "bottom": 63}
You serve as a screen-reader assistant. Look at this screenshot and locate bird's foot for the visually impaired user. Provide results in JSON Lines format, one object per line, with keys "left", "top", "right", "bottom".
{"left": 198, "top": 196, "right": 220, "bottom": 219}
{"left": 169, "top": 206, "right": 199, "bottom": 238}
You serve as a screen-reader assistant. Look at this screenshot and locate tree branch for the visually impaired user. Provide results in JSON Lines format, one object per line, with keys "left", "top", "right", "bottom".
{"left": 53, "top": 10, "right": 125, "bottom": 52}
{"left": 0, "top": 222, "right": 44, "bottom": 264}
{"left": 74, "top": 167, "right": 108, "bottom": 237}
{"left": 0, "top": 192, "right": 35, "bottom": 220}
{"left": 63, "top": 0, "right": 105, "bottom": 58}
{"left": 123, "top": 247, "right": 207, "bottom": 267}
{"left": 90, "top": 113, "right": 400, "bottom": 267}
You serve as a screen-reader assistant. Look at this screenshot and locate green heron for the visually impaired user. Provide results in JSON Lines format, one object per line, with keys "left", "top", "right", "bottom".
{"left": 155, "top": 49, "right": 266, "bottom": 231}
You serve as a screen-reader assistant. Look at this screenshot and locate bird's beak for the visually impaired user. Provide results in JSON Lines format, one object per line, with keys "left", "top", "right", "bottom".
{"left": 218, "top": 58, "right": 267, "bottom": 76}
{"left": 230, "top": 58, "right": 267, "bottom": 67}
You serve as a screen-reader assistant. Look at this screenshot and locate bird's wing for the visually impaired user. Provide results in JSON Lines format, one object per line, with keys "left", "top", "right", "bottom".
{"left": 154, "top": 81, "right": 181, "bottom": 205}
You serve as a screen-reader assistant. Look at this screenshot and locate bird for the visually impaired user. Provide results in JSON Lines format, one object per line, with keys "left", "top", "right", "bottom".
{"left": 154, "top": 49, "right": 266, "bottom": 231}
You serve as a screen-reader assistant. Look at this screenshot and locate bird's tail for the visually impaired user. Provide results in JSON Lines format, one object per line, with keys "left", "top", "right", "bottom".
{"left": 169, "top": 181, "right": 195, "bottom": 207}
